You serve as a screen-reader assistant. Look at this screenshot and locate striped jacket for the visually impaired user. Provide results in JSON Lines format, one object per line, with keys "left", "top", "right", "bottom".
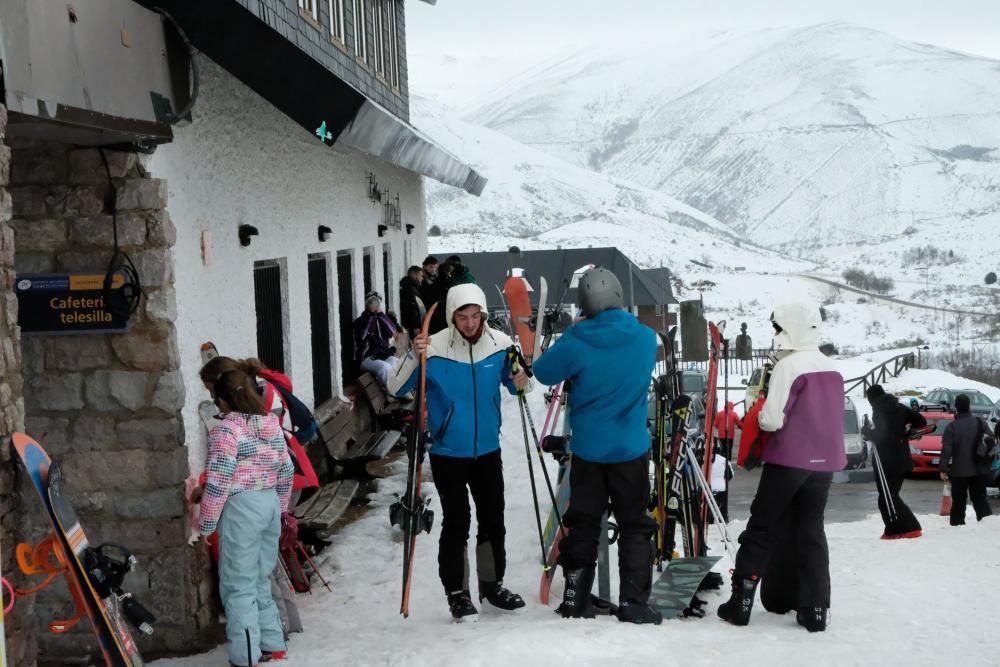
{"left": 199, "top": 412, "right": 294, "bottom": 534}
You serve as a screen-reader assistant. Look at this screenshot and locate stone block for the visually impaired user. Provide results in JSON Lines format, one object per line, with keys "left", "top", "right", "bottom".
{"left": 60, "top": 448, "right": 184, "bottom": 492}
{"left": 25, "top": 373, "right": 84, "bottom": 412}
{"left": 116, "top": 178, "right": 167, "bottom": 210}
{"left": 151, "top": 372, "right": 185, "bottom": 414}
{"left": 0, "top": 190, "right": 10, "bottom": 223}
{"left": 83, "top": 518, "right": 186, "bottom": 553}
{"left": 68, "top": 149, "right": 137, "bottom": 184}
{"left": 115, "top": 487, "right": 186, "bottom": 520}
{"left": 10, "top": 146, "right": 69, "bottom": 185}
{"left": 8, "top": 185, "right": 46, "bottom": 218}
{"left": 54, "top": 185, "right": 105, "bottom": 217}
{"left": 0, "top": 144, "right": 10, "bottom": 186}
{"left": 146, "top": 209, "right": 176, "bottom": 247}
{"left": 21, "top": 336, "right": 44, "bottom": 376}
{"left": 44, "top": 334, "right": 111, "bottom": 371}
{"left": 133, "top": 247, "right": 175, "bottom": 287}
{"left": 145, "top": 287, "right": 177, "bottom": 322}
{"left": 55, "top": 249, "right": 110, "bottom": 273}
{"left": 117, "top": 417, "right": 183, "bottom": 451}
{"left": 13, "top": 252, "right": 54, "bottom": 274}
{"left": 69, "top": 214, "right": 145, "bottom": 248}
{"left": 84, "top": 370, "right": 151, "bottom": 411}
{"left": 3, "top": 292, "right": 17, "bottom": 332}
{"left": 0, "top": 224, "right": 14, "bottom": 267}
{"left": 23, "top": 415, "right": 71, "bottom": 453}
{"left": 9, "top": 218, "right": 66, "bottom": 252}
{"left": 71, "top": 416, "right": 118, "bottom": 451}
{"left": 143, "top": 549, "right": 191, "bottom": 626}
{"left": 111, "top": 321, "right": 179, "bottom": 371}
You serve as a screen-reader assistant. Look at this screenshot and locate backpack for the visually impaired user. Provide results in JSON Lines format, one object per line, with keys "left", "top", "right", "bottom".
{"left": 974, "top": 418, "right": 998, "bottom": 465}
{"left": 258, "top": 369, "right": 319, "bottom": 443}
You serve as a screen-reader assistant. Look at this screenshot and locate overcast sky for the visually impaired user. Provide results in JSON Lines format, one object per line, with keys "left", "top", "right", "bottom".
{"left": 407, "top": 0, "right": 1000, "bottom": 60}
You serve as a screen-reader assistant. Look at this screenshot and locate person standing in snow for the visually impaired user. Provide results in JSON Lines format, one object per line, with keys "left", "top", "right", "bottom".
{"left": 715, "top": 401, "right": 742, "bottom": 460}
{"left": 388, "top": 283, "right": 530, "bottom": 622}
{"left": 863, "top": 384, "right": 925, "bottom": 539}
{"left": 939, "top": 393, "right": 994, "bottom": 525}
{"left": 710, "top": 445, "right": 734, "bottom": 523}
{"left": 199, "top": 369, "right": 294, "bottom": 666}
{"left": 399, "top": 265, "right": 425, "bottom": 339}
{"left": 532, "top": 267, "right": 662, "bottom": 625}
{"left": 718, "top": 303, "right": 845, "bottom": 633}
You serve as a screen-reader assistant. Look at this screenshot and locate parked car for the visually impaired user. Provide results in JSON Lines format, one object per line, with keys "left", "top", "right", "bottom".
{"left": 679, "top": 369, "right": 708, "bottom": 400}
{"left": 844, "top": 397, "right": 867, "bottom": 469}
{"left": 906, "top": 410, "right": 955, "bottom": 474}
{"left": 923, "top": 388, "right": 994, "bottom": 417}
{"left": 741, "top": 364, "right": 773, "bottom": 414}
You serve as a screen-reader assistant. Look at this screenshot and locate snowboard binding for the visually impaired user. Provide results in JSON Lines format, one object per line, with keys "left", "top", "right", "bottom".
{"left": 82, "top": 543, "right": 157, "bottom": 636}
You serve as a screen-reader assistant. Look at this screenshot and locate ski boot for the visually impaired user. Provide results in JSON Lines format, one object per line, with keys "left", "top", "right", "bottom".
{"left": 717, "top": 574, "right": 759, "bottom": 626}
{"left": 556, "top": 566, "right": 596, "bottom": 619}
{"left": 447, "top": 590, "right": 479, "bottom": 623}
{"left": 796, "top": 607, "right": 828, "bottom": 632}
{"left": 617, "top": 600, "right": 663, "bottom": 625}
{"left": 479, "top": 580, "right": 526, "bottom": 611}
{"left": 260, "top": 650, "right": 288, "bottom": 661}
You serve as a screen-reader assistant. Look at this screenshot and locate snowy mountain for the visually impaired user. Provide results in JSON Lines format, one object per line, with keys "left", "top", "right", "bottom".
{"left": 457, "top": 23, "right": 1000, "bottom": 253}
{"left": 412, "top": 93, "right": 807, "bottom": 275}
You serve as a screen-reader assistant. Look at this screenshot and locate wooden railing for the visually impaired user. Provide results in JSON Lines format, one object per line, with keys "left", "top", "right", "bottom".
{"left": 842, "top": 353, "right": 917, "bottom": 396}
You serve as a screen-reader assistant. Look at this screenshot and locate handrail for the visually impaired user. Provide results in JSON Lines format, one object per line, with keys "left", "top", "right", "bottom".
{"left": 843, "top": 352, "right": 917, "bottom": 397}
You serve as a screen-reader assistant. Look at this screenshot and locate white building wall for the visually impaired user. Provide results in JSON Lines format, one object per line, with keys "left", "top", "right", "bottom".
{"left": 148, "top": 57, "right": 427, "bottom": 470}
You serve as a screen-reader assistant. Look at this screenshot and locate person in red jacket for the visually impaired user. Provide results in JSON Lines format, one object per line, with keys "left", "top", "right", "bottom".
{"left": 715, "top": 401, "right": 742, "bottom": 460}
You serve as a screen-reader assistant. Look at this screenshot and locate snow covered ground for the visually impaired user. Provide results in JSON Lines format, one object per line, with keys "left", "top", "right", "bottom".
{"left": 156, "top": 365, "right": 1000, "bottom": 667}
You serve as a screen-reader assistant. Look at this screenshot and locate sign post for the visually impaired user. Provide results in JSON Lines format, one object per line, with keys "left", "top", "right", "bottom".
{"left": 15, "top": 273, "right": 130, "bottom": 335}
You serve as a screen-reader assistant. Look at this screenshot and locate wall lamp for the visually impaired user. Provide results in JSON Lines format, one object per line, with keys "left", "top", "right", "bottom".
{"left": 405, "top": 224, "right": 414, "bottom": 235}
{"left": 238, "top": 224, "right": 259, "bottom": 247}
{"left": 377, "top": 224, "right": 388, "bottom": 238}
{"left": 318, "top": 225, "right": 332, "bottom": 242}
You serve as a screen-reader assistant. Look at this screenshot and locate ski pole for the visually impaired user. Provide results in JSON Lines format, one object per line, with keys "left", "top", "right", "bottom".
{"left": 296, "top": 543, "right": 333, "bottom": 592}
{"left": 510, "top": 348, "right": 565, "bottom": 536}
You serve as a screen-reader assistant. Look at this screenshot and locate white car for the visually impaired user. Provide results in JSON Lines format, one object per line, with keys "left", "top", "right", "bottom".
{"left": 843, "top": 397, "right": 867, "bottom": 469}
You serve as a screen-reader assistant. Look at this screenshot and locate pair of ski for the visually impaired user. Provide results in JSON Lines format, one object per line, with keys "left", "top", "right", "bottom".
{"left": 649, "top": 321, "right": 736, "bottom": 619}
{"left": 13, "top": 434, "right": 152, "bottom": 666}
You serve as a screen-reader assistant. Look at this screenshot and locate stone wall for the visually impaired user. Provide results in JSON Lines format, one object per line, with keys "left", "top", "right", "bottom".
{"left": 7, "top": 139, "right": 216, "bottom": 659}
{"left": 0, "top": 107, "right": 34, "bottom": 665}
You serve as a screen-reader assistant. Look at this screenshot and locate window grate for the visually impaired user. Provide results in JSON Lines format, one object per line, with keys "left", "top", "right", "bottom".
{"left": 309, "top": 256, "right": 334, "bottom": 404}
{"left": 254, "top": 262, "right": 285, "bottom": 374}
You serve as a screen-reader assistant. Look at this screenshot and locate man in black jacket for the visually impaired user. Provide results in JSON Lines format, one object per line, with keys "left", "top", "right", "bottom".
{"left": 398, "top": 266, "right": 425, "bottom": 338}
{"left": 940, "top": 394, "right": 994, "bottom": 525}
{"left": 863, "top": 385, "right": 925, "bottom": 539}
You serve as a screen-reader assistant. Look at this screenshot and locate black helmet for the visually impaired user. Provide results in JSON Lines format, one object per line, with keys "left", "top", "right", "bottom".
{"left": 578, "top": 267, "right": 624, "bottom": 317}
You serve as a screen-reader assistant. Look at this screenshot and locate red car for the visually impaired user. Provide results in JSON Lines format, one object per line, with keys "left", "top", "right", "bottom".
{"left": 908, "top": 411, "right": 954, "bottom": 473}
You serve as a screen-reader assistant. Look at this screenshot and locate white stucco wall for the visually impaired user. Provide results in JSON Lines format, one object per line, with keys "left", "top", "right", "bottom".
{"left": 147, "top": 57, "right": 427, "bottom": 470}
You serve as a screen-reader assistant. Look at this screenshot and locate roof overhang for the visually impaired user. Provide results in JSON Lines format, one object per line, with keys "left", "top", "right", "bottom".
{"left": 138, "top": 0, "right": 485, "bottom": 195}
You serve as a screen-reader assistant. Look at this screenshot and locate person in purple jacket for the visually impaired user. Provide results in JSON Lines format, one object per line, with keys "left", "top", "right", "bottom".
{"left": 718, "top": 302, "right": 845, "bottom": 633}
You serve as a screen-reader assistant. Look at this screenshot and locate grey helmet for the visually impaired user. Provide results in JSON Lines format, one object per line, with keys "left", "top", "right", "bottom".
{"left": 577, "top": 267, "right": 624, "bottom": 317}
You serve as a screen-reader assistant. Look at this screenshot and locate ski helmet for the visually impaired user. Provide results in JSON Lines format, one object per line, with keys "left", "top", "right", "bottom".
{"left": 577, "top": 267, "right": 624, "bottom": 317}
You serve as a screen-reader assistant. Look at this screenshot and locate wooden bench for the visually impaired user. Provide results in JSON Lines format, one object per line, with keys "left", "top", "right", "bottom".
{"left": 293, "top": 478, "right": 360, "bottom": 536}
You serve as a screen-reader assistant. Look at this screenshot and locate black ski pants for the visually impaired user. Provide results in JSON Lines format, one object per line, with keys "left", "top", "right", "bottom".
{"left": 429, "top": 450, "right": 506, "bottom": 594}
{"left": 950, "top": 475, "right": 992, "bottom": 526}
{"left": 734, "top": 463, "right": 833, "bottom": 610}
{"left": 558, "top": 453, "right": 656, "bottom": 604}
{"left": 873, "top": 464, "right": 921, "bottom": 536}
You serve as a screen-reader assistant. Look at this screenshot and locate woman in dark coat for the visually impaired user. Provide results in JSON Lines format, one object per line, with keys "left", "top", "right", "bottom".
{"left": 940, "top": 393, "right": 994, "bottom": 525}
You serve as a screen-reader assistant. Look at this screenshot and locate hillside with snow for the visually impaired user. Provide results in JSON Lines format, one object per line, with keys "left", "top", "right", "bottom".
{"left": 460, "top": 24, "right": 1000, "bottom": 255}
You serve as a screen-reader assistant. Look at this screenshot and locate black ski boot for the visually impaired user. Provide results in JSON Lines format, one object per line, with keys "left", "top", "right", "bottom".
{"left": 616, "top": 600, "right": 663, "bottom": 625}
{"left": 796, "top": 607, "right": 828, "bottom": 632}
{"left": 717, "top": 575, "right": 759, "bottom": 626}
{"left": 447, "top": 590, "right": 479, "bottom": 623}
{"left": 556, "top": 566, "right": 596, "bottom": 619}
{"left": 479, "top": 580, "right": 526, "bottom": 611}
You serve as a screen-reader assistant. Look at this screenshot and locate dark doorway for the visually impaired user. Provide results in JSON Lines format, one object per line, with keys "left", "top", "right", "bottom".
{"left": 337, "top": 251, "right": 355, "bottom": 384}
{"left": 382, "top": 244, "right": 391, "bottom": 313}
{"left": 253, "top": 261, "right": 285, "bottom": 373}
{"left": 363, "top": 250, "right": 373, "bottom": 296}
{"left": 308, "top": 255, "right": 333, "bottom": 405}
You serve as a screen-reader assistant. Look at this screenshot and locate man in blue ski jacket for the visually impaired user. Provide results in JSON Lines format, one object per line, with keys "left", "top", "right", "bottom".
{"left": 532, "top": 267, "right": 661, "bottom": 624}
{"left": 388, "top": 283, "right": 529, "bottom": 622}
